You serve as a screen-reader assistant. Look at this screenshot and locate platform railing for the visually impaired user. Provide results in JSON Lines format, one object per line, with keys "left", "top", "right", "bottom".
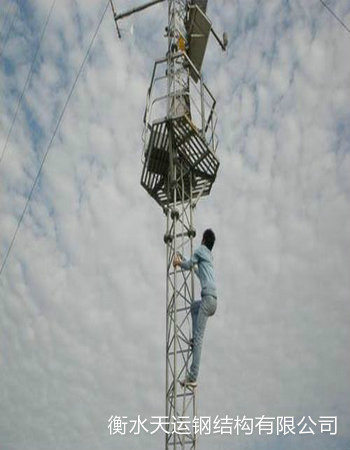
{"left": 142, "top": 51, "right": 218, "bottom": 159}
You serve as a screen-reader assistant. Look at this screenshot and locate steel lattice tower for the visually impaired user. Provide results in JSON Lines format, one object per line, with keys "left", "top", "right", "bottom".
{"left": 141, "top": 2, "right": 219, "bottom": 448}
{"left": 112, "top": 1, "right": 225, "bottom": 448}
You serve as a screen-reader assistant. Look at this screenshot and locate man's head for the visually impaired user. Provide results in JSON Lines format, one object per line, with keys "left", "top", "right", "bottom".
{"left": 202, "top": 229, "right": 215, "bottom": 251}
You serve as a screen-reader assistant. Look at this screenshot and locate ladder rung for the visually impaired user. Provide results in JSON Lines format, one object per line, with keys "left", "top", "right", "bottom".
{"left": 176, "top": 306, "right": 190, "bottom": 312}
{"left": 175, "top": 232, "right": 190, "bottom": 238}
{"left": 168, "top": 392, "right": 195, "bottom": 398}
{"left": 168, "top": 349, "right": 190, "bottom": 355}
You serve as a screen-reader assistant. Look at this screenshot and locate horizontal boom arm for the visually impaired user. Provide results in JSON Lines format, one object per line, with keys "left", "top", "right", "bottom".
{"left": 116, "top": 0, "right": 165, "bottom": 21}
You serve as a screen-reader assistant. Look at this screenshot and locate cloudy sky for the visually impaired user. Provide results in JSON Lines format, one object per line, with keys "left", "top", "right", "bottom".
{"left": 1, "top": 0, "right": 349, "bottom": 449}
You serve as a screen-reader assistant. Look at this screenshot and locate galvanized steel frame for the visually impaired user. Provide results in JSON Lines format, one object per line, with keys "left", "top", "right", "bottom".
{"left": 165, "top": 3, "right": 197, "bottom": 449}
{"left": 139, "top": 1, "right": 219, "bottom": 448}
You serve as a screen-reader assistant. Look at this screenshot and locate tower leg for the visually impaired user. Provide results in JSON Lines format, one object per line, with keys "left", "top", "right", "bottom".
{"left": 165, "top": 129, "right": 197, "bottom": 450}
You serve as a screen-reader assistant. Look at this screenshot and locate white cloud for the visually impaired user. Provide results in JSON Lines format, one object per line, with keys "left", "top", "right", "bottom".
{"left": 0, "top": 1, "right": 349, "bottom": 449}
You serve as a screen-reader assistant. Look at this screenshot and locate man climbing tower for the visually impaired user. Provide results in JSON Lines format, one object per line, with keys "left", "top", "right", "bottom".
{"left": 173, "top": 229, "right": 217, "bottom": 387}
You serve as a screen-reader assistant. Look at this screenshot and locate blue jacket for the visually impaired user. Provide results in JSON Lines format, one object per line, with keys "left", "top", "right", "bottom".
{"left": 180, "top": 244, "right": 217, "bottom": 298}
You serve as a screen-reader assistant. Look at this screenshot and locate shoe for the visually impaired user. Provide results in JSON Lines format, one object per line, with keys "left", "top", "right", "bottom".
{"left": 179, "top": 377, "right": 197, "bottom": 388}
{"left": 189, "top": 338, "right": 194, "bottom": 349}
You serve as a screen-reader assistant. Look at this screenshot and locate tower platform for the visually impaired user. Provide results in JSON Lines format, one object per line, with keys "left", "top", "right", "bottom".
{"left": 141, "top": 114, "right": 219, "bottom": 208}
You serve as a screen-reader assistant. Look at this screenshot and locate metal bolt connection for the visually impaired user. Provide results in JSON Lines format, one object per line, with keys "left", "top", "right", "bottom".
{"left": 171, "top": 208, "right": 179, "bottom": 220}
{"left": 188, "top": 228, "right": 196, "bottom": 238}
{"left": 163, "top": 233, "right": 173, "bottom": 244}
